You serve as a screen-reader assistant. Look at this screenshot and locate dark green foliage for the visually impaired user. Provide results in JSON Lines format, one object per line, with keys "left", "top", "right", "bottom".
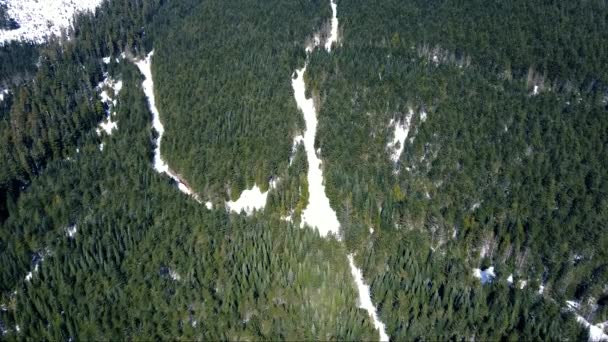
{"left": 0, "top": 62, "right": 378, "bottom": 340}
{"left": 152, "top": 0, "right": 330, "bottom": 200}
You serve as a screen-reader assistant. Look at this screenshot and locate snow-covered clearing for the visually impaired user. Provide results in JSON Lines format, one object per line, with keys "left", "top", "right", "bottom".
{"left": 135, "top": 51, "right": 212, "bottom": 208}
{"left": 0, "top": 0, "right": 103, "bottom": 44}
{"left": 348, "top": 255, "right": 389, "bottom": 342}
{"left": 472, "top": 266, "right": 496, "bottom": 284}
{"left": 387, "top": 109, "right": 414, "bottom": 163}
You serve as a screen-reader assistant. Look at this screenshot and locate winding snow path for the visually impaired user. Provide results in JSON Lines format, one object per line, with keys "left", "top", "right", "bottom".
{"left": 292, "top": 2, "right": 389, "bottom": 340}
{"left": 135, "top": 51, "right": 211, "bottom": 208}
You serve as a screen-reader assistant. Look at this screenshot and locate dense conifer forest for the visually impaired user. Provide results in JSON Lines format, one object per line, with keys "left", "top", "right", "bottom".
{"left": 0, "top": 0, "right": 606, "bottom": 340}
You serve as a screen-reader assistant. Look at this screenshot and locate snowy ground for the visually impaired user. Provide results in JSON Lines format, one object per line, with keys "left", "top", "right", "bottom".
{"left": 472, "top": 266, "right": 496, "bottom": 284}
{"left": 226, "top": 185, "right": 269, "bottom": 215}
{"left": 96, "top": 72, "right": 121, "bottom": 136}
{"left": 566, "top": 301, "right": 608, "bottom": 341}
{"left": 292, "top": 66, "right": 341, "bottom": 238}
{"left": 348, "top": 255, "right": 390, "bottom": 342}
{"left": 0, "top": 0, "right": 103, "bottom": 44}
{"left": 387, "top": 109, "right": 414, "bottom": 163}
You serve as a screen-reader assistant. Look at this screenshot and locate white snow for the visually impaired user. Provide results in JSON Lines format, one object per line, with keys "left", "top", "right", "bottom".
{"left": 369, "top": 226, "right": 374, "bottom": 234}
{"left": 97, "top": 119, "right": 117, "bottom": 135}
{"left": 420, "top": 110, "right": 428, "bottom": 122}
{"left": 532, "top": 85, "right": 539, "bottom": 96}
{"left": 205, "top": 202, "right": 213, "bottom": 210}
{"left": 507, "top": 274, "right": 514, "bottom": 284}
{"left": 518, "top": 280, "right": 527, "bottom": 289}
{"left": 24, "top": 263, "right": 39, "bottom": 282}
{"left": 348, "top": 255, "right": 389, "bottom": 342}
{"left": 96, "top": 73, "right": 121, "bottom": 136}
{"left": 0, "top": 0, "right": 103, "bottom": 44}
{"left": 169, "top": 269, "right": 181, "bottom": 281}
{"left": 135, "top": 51, "right": 206, "bottom": 204}
{"left": 102, "top": 56, "right": 111, "bottom": 64}
{"left": 225, "top": 185, "right": 269, "bottom": 215}
{"left": 473, "top": 266, "right": 496, "bottom": 284}
{"left": 538, "top": 284, "right": 545, "bottom": 295}
{"left": 65, "top": 225, "right": 77, "bottom": 238}
{"left": 99, "top": 143, "right": 104, "bottom": 151}
{"left": 325, "top": 0, "right": 339, "bottom": 52}
{"left": 289, "top": 135, "right": 304, "bottom": 165}
{"left": 387, "top": 109, "right": 414, "bottom": 163}
{"left": 292, "top": 66, "right": 340, "bottom": 238}
{"left": 566, "top": 301, "right": 608, "bottom": 341}
{"left": 0, "top": 89, "right": 8, "bottom": 102}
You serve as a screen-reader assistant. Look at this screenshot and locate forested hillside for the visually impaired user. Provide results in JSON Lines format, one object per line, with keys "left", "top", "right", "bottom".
{"left": 0, "top": 0, "right": 607, "bottom": 340}
{"left": 306, "top": 0, "right": 608, "bottom": 339}
{"left": 152, "top": 0, "right": 330, "bottom": 201}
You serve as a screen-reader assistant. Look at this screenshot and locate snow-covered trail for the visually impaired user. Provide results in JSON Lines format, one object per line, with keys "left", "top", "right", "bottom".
{"left": 348, "top": 255, "right": 390, "bottom": 341}
{"left": 292, "top": 66, "right": 340, "bottom": 237}
{"left": 292, "top": 1, "right": 389, "bottom": 340}
{"left": 134, "top": 51, "right": 211, "bottom": 209}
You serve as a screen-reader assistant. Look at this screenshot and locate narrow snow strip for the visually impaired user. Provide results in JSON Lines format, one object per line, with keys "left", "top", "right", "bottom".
{"left": 566, "top": 300, "right": 608, "bottom": 341}
{"left": 325, "top": 0, "right": 339, "bottom": 52}
{"left": 292, "top": 66, "right": 340, "bottom": 238}
{"left": 0, "top": 89, "right": 8, "bottom": 102}
{"left": 134, "top": 51, "right": 211, "bottom": 208}
{"left": 226, "top": 185, "right": 269, "bottom": 215}
{"left": 387, "top": 109, "right": 414, "bottom": 163}
{"left": 348, "top": 255, "right": 389, "bottom": 342}
{"left": 0, "top": 0, "right": 103, "bottom": 44}
{"left": 574, "top": 313, "right": 608, "bottom": 342}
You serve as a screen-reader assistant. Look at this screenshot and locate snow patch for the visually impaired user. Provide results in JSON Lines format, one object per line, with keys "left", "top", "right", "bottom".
{"left": 420, "top": 110, "right": 428, "bottom": 122}
{"left": 0, "top": 0, "right": 103, "bottom": 44}
{"left": 473, "top": 266, "right": 496, "bottom": 284}
{"left": 102, "top": 56, "right": 111, "bottom": 64}
{"left": 226, "top": 185, "right": 269, "bottom": 215}
{"left": 0, "top": 89, "right": 8, "bottom": 102}
{"left": 325, "top": 0, "right": 339, "bottom": 52}
{"left": 538, "top": 284, "right": 545, "bottom": 295}
{"left": 507, "top": 274, "right": 513, "bottom": 284}
{"left": 169, "top": 269, "right": 181, "bottom": 281}
{"left": 96, "top": 73, "right": 121, "bottom": 136}
{"left": 387, "top": 109, "right": 414, "bottom": 163}
{"left": 348, "top": 255, "right": 389, "bottom": 342}
{"left": 532, "top": 85, "right": 539, "bottom": 96}
{"left": 518, "top": 280, "right": 527, "bottom": 289}
{"left": 65, "top": 225, "right": 77, "bottom": 238}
